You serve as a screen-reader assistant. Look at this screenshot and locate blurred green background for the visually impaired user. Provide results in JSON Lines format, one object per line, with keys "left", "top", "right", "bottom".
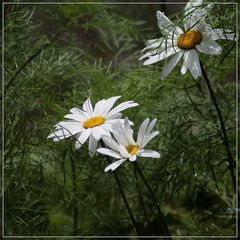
{"left": 2, "top": 0, "right": 237, "bottom": 237}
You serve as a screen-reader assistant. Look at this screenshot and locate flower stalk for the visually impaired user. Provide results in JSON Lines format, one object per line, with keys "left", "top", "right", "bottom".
{"left": 70, "top": 155, "right": 78, "bottom": 236}
{"left": 134, "top": 162, "right": 171, "bottom": 237}
{"left": 113, "top": 171, "right": 141, "bottom": 235}
{"left": 200, "top": 61, "right": 236, "bottom": 191}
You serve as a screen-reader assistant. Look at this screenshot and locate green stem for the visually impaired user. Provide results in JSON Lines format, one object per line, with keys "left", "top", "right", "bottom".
{"left": 134, "top": 162, "right": 171, "bottom": 237}
{"left": 70, "top": 155, "right": 78, "bottom": 236}
{"left": 100, "top": 138, "right": 140, "bottom": 235}
{"left": 200, "top": 61, "right": 236, "bottom": 191}
{"left": 113, "top": 171, "right": 140, "bottom": 235}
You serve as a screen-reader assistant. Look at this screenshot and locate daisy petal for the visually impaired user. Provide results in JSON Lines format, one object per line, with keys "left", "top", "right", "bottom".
{"left": 97, "top": 148, "right": 122, "bottom": 159}
{"left": 101, "top": 96, "right": 121, "bottom": 116}
{"left": 208, "top": 28, "right": 237, "bottom": 41}
{"left": 92, "top": 127, "right": 101, "bottom": 141}
{"left": 102, "top": 135, "right": 119, "bottom": 152}
{"left": 129, "top": 155, "right": 137, "bottom": 162}
{"left": 156, "top": 11, "right": 183, "bottom": 36}
{"left": 196, "top": 39, "right": 222, "bottom": 55}
{"left": 161, "top": 51, "right": 183, "bottom": 80}
{"left": 138, "top": 150, "right": 161, "bottom": 158}
{"left": 64, "top": 114, "right": 84, "bottom": 122}
{"left": 145, "top": 119, "right": 157, "bottom": 136}
{"left": 137, "top": 118, "right": 150, "bottom": 147}
{"left": 140, "top": 38, "right": 164, "bottom": 53}
{"left": 104, "top": 159, "right": 126, "bottom": 172}
{"left": 188, "top": 49, "right": 202, "bottom": 79}
{"left": 141, "top": 131, "right": 159, "bottom": 148}
{"left": 89, "top": 134, "right": 98, "bottom": 157}
{"left": 118, "top": 145, "right": 130, "bottom": 158}
{"left": 143, "top": 47, "right": 180, "bottom": 66}
{"left": 47, "top": 129, "right": 72, "bottom": 140}
{"left": 107, "top": 113, "right": 122, "bottom": 120}
{"left": 181, "top": 51, "right": 191, "bottom": 75}
{"left": 78, "top": 128, "right": 91, "bottom": 145}
{"left": 106, "top": 101, "right": 139, "bottom": 119}
{"left": 93, "top": 99, "right": 106, "bottom": 115}
{"left": 185, "top": 0, "right": 203, "bottom": 11}
{"left": 83, "top": 98, "right": 93, "bottom": 114}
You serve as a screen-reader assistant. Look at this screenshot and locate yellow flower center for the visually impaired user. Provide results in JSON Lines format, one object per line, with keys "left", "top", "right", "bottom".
{"left": 83, "top": 116, "right": 105, "bottom": 129}
{"left": 178, "top": 31, "right": 202, "bottom": 49}
{"left": 126, "top": 145, "right": 139, "bottom": 156}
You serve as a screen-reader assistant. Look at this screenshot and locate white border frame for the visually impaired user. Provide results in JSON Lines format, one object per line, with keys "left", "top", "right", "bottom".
{"left": 1, "top": 1, "right": 238, "bottom": 239}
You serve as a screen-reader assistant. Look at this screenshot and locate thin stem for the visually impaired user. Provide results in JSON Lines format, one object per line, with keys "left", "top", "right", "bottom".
{"left": 200, "top": 61, "right": 236, "bottom": 191}
{"left": 133, "top": 166, "right": 150, "bottom": 223}
{"left": 100, "top": 138, "right": 140, "bottom": 235}
{"left": 70, "top": 154, "right": 78, "bottom": 236}
{"left": 134, "top": 162, "right": 171, "bottom": 238}
{"left": 113, "top": 171, "right": 140, "bottom": 235}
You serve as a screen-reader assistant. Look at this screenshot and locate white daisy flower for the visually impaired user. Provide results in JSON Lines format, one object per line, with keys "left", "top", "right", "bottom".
{"left": 140, "top": 0, "right": 236, "bottom": 80}
{"left": 47, "top": 96, "right": 138, "bottom": 156}
{"left": 97, "top": 118, "right": 160, "bottom": 172}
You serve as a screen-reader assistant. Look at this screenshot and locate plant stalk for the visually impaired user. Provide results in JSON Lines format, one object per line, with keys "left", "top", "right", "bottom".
{"left": 70, "top": 155, "right": 78, "bottom": 236}
{"left": 134, "top": 162, "right": 171, "bottom": 238}
{"left": 113, "top": 171, "right": 140, "bottom": 235}
{"left": 200, "top": 61, "right": 236, "bottom": 191}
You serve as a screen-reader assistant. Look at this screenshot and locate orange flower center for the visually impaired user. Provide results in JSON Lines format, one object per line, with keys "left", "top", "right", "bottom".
{"left": 83, "top": 116, "right": 105, "bottom": 129}
{"left": 178, "top": 31, "right": 202, "bottom": 49}
{"left": 126, "top": 145, "right": 139, "bottom": 156}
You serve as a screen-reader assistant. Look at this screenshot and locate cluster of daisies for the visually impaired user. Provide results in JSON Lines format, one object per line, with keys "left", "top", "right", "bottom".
{"left": 48, "top": 0, "right": 236, "bottom": 172}
{"left": 48, "top": 96, "right": 160, "bottom": 172}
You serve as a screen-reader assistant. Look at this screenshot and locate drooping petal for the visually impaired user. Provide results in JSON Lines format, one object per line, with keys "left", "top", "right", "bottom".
{"left": 77, "top": 128, "right": 91, "bottom": 145}
{"left": 75, "top": 133, "right": 82, "bottom": 149}
{"left": 104, "top": 159, "right": 126, "bottom": 172}
{"left": 138, "top": 150, "right": 161, "bottom": 158}
{"left": 92, "top": 127, "right": 102, "bottom": 141}
{"left": 188, "top": 49, "right": 202, "bottom": 79}
{"left": 97, "top": 148, "right": 122, "bottom": 159}
{"left": 89, "top": 134, "right": 98, "bottom": 157}
{"left": 161, "top": 51, "right": 183, "bottom": 80}
{"left": 181, "top": 51, "right": 191, "bottom": 75}
{"left": 143, "top": 47, "right": 180, "bottom": 66}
